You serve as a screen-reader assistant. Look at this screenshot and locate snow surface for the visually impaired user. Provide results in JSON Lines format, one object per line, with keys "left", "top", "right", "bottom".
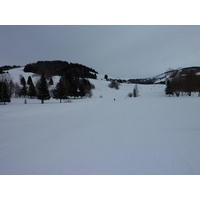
{"left": 1, "top": 72, "right": 200, "bottom": 175}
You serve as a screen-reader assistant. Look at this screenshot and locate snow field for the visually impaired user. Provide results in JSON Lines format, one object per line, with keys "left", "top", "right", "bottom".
{"left": 1, "top": 75, "right": 200, "bottom": 174}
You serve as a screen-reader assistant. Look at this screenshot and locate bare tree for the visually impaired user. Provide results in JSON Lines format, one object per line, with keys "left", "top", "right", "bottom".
{"left": 108, "top": 80, "right": 119, "bottom": 90}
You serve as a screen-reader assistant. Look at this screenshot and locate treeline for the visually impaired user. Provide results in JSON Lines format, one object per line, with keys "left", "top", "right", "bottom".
{"left": 0, "top": 71, "right": 95, "bottom": 104}
{"left": 51, "top": 73, "right": 94, "bottom": 103}
{"left": 104, "top": 74, "right": 128, "bottom": 84}
{"left": 24, "top": 60, "right": 98, "bottom": 79}
{"left": 165, "top": 69, "right": 200, "bottom": 97}
{"left": 128, "top": 78, "right": 157, "bottom": 84}
{"left": 0, "top": 65, "right": 21, "bottom": 72}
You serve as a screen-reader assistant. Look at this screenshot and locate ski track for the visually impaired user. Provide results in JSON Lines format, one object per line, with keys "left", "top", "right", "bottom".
{"left": 1, "top": 83, "right": 200, "bottom": 175}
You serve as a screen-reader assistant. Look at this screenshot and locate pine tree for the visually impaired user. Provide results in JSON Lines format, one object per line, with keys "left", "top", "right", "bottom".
{"left": 67, "top": 76, "right": 79, "bottom": 98}
{"left": 20, "top": 76, "right": 26, "bottom": 86}
{"left": 49, "top": 77, "right": 54, "bottom": 85}
{"left": 27, "top": 76, "right": 37, "bottom": 98}
{"left": 184, "top": 69, "right": 198, "bottom": 96}
{"left": 64, "top": 73, "right": 74, "bottom": 97}
{"left": 0, "top": 82, "right": 11, "bottom": 105}
{"left": 20, "top": 76, "right": 27, "bottom": 97}
{"left": 37, "top": 73, "right": 51, "bottom": 104}
{"left": 27, "top": 76, "right": 33, "bottom": 85}
{"left": 133, "top": 84, "right": 139, "bottom": 97}
{"left": 71, "top": 80, "right": 78, "bottom": 98}
{"left": 52, "top": 77, "right": 67, "bottom": 103}
{"left": 28, "top": 82, "right": 37, "bottom": 98}
{"left": 165, "top": 80, "right": 174, "bottom": 97}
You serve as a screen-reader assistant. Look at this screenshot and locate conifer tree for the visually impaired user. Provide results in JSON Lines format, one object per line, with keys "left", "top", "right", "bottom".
{"left": 49, "top": 77, "right": 54, "bottom": 85}
{"left": 0, "top": 82, "right": 11, "bottom": 104}
{"left": 37, "top": 73, "right": 50, "bottom": 104}
{"left": 52, "top": 77, "right": 67, "bottom": 103}
{"left": 28, "top": 82, "right": 37, "bottom": 98}
{"left": 27, "top": 76, "right": 37, "bottom": 98}
{"left": 27, "top": 76, "right": 33, "bottom": 85}
{"left": 66, "top": 76, "right": 79, "bottom": 98}
{"left": 133, "top": 84, "right": 139, "bottom": 97}
{"left": 165, "top": 80, "right": 174, "bottom": 97}
{"left": 64, "top": 73, "right": 74, "bottom": 97}
{"left": 71, "top": 80, "right": 78, "bottom": 98}
{"left": 20, "top": 76, "right": 27, "bottom": 97}
{"left": 20, "top": 76, "right": 26, "bottom": 86}
{"left": 184, "top": 69, "right": 198, "bottom": 96}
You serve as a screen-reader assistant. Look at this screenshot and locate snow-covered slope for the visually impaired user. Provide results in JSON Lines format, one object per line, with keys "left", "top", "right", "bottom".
{"left": 2, "top": 67, "right": 60, "bottom": 85}
{"left": 1, "top": 70, "right": 200, "bottom": 175}
{"left": 128, "top": 66, "right": 200, "bottom": 84}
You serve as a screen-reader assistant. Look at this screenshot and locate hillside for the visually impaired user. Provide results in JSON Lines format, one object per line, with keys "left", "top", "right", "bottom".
{"left": 0, "top": 60, "right": 98, "bottom": 79}
{"left": 128, "top": 66, "right": 200, "bottom": 84}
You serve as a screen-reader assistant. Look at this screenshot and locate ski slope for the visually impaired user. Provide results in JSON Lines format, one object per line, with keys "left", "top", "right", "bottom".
{"left": 1, "top": 73, "right": 200, "bottom": 175}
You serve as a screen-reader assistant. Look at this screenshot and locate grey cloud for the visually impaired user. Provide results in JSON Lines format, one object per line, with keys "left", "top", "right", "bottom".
{"left": 1, "top": 25, "right": 200, "bottom": 78}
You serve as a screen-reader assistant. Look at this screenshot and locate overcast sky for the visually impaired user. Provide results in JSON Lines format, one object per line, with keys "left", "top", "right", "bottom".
{"left": 1, "top": 25, "right": 200, "bottom": 78}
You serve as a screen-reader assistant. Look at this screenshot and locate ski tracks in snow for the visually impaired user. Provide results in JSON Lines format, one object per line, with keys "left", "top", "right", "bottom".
{"left": 1, "top": 94, "right": 200, "bottom": 174}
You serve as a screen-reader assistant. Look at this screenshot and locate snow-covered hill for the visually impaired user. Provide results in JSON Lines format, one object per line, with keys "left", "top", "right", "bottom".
{"left": 1, "top": 68, "right": 200, "bottom": 175}
{"left": 1, "top": 66, "right": 60, "bottom": 86}
{"left": 128, "top": 66, "right": 200, "bottom": 84}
